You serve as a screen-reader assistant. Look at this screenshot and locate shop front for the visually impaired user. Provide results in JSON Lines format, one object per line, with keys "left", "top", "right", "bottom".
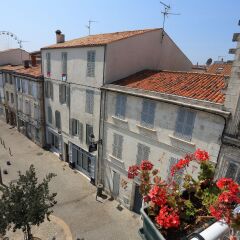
{"left": 69, "top": 142, "right": 96, "bottom": 183}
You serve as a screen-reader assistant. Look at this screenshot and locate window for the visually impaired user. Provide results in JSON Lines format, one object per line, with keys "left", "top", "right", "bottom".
{"left": 85, "top": 89, "right": 94, "bottom": 114}
{"left": 32, "top": 82, "right": 37, "bottom": 98}
{"left": 174, "top": 108, "right": 196, "bottom": 141}
{"left": 71, "top": 119, "right": 79, "bottom": 136}
{"left": 168, "top": 157, "right": 183, "bottom": 184}
{"left": 9, "top": 74, "right": 13, "bottom": 84}
{"left": 141, "top": 100, "right": 156, "bottom": 128}
{"left": 48, "top": 106, "right": 52, "bottom": 124}
{"left": 55, "top": 111, "right": 61, "bottom": 129}
{"left": 225, "top": 161, "right": 240, "bottom": 184}
{"left": 11, "top": 93, "right": 14, "bottom": 104}
{"left": 6, "top": 91, "right": 9, "bottom": 102}
{"left": 16, "top": 78, "right": 21, "bottom": 91}
{"left": 112, "top": 133, "right": 123, "bottom": 160}
{"left": 87, "top": 50, "right": 96, "bottom": 77}
{"left": 34, "top": 105, "right": 39, "bottom": 120}
{"left": 115, "top": 94, "right": 127, "bottom": 119}
{"left": 86, "top": 124, "right": 93, "bottom": 145}
{"left": 25, "top": 101, "right": 31, "bottom": 115}
{"left": 18, "top": 97, "right": 23, "bottom": 111}
{"left": 136, "top": 143, "right": 150, "bottom": 165}
{"left": 61, "top": 52, "right": 67, "bottom": 80}
{"left": 45, "top": 81, "right": 53, "bottom": 99}
{"left": 59, "top": 84, "right": 67, "bottom": 104}
{"left": 46, "top": 52, "right": 51, "bottom": 76}
{"left": 28, "top": 82, "right": 32, "bottom": 96}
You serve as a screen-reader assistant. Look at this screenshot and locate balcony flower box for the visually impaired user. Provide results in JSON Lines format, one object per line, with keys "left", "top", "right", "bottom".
{"left": 128, "top": 149, "right": 240, "bottom": 240}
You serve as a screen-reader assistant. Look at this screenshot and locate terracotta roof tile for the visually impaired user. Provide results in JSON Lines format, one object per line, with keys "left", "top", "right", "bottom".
{"left": 113, "top": 70, "right": 226, "bottom": 104}
{"left": 0, "top": 65, "right": 42, "bottom": 78}
{"left": 42, "top": 28, "right": 160, "bottom": 49}
{"left": 206, "top": 63, "right": 232, "bottom": 76}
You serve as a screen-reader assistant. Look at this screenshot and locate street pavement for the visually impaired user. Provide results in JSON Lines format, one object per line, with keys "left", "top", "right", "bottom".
{"left": 0, "top": 120, "right": 142, "bottom": 240}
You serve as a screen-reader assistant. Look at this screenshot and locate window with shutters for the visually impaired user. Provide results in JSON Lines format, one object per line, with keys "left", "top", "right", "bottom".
{"left": 25, "top": 100, "right": 31, "bottom": 116}
{"left": 11, "top": 93, "right": 14, "bottom": 104}
{"left": 28, "top": 82, "right": 32, "bottom": 96}
{"left": 86, "top": 124, "right": 93, "bottom": 145}
{"left": 85, "top": 89, "right": 94, "bottom": 114}
{"left": 22, "top": 80, "right": 26, "bottom": 93}
{"left": 225, "top": 161, "right": 240, "bottom": 184}
{"left": 16, "top": 78, "right": 21, "bottom": 91}
{"left": 112, "top": 133, "right": 123, "bottom": 160}
{"left": 136, "top": 143, "right": 150, "bottom": 165}
{"left": 168, "top": 157, "right": 183, "bottom": 184}
{"left": 72, "top": 119, "right": 79, "bottom": 136}
{"left": 174, "top": 108, "right": 196, "bottom": 141}
{"left": 61, "top": 52, "right": 67, "bottom": 80}
{"left": 48, "top": 106, "right": 52, "bottom": 124}
{"left": 9, "top": 75, "right": 13, "bottom": 84}
{"left": 34, "top": 105, "right": 39, "bottom": 120}
{"left": 78, "top": 122, "right": 83, "bottom": 142}
{"left": 86, "top": 50, "right": 96, "bottom": 77}
{"left": 45, "top": 81, "right": 53, "bottom": 99}
{"left": 115, "top": 94, "right": 127, "bottom": 119}
{"left": 46, "top": 52, "right": 51, "bottom": 76}
{"left": 6, "top": 91, "right": 9, "bottom": 102}
{"left": 55, "top": 111, "right": 61, "bottom": 129}
{"left": 59, "top": 84, "right": 67, "bottom": 104}
{"left": 32, "top": 82, "right": 37, "bottom": 98}
{"left": 18, "top": 97, "right": 22, "bottom": 112}
{"left": 141, "top": 99, "right": 156, "bottom": 128}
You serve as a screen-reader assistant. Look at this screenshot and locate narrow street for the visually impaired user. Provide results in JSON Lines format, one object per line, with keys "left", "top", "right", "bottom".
{"left": 0, "top": 120, "right": 141, "bottom": 240}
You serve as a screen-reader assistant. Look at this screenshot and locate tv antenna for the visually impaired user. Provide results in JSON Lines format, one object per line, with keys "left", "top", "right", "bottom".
{"left": 86, "top": 20, "right": 98, "bottom": 35}
{"left": 160, "top": 1, "right": 180, "bottom": 39}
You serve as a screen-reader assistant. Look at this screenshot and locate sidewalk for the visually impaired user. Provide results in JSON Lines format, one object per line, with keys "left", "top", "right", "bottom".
{"left": 0, "top": 121, "right": 142, "bottom": 240}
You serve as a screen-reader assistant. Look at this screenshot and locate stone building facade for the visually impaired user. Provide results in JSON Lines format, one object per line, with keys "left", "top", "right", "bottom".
{"left": 100, "top": 70, "right": 229, "bottom": 213}
{"left": 41, "top": 28, "right": 192, "bottom": 184}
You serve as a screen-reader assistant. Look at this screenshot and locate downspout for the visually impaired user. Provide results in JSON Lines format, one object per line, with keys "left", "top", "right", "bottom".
{"left": 96, "top": 45, "right": 107, "bottom": 185}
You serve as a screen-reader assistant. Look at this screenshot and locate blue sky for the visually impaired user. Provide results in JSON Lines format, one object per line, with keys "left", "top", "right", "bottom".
{"left": 0, "top": 0, "right": 239, "bottom": 64}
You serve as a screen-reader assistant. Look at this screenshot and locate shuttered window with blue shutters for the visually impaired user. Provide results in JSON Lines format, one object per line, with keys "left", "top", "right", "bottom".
{"left": 136, "top": 143, "right": 150, "bottom": 165}
{"left": 85, "top": 90, "right": 94, "bottom": 114}
{"left": 115, "top": 94, "right": 127, "bottom": 119}
{"left": 141, "top": 100, "right": 156, "bottom": 128}
{"left": 112, "top": 133, "right": 123, "bottom": 160}
{"left": 174, "top": 108, "right": 196, "bottom": 141}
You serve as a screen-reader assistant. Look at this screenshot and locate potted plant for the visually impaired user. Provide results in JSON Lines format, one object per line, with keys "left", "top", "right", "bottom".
{"left": 128, "top": 149, "right": 240, "bottom": 240}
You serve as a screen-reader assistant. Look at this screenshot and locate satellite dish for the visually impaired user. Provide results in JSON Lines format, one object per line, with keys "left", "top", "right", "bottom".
{"left": 206, "top": 58, "right": 212, "bottom": 66}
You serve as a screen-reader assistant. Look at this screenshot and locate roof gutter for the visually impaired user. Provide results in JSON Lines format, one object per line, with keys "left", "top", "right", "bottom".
{"left": 101, "top": 85, "right": 230, "bottom": 120}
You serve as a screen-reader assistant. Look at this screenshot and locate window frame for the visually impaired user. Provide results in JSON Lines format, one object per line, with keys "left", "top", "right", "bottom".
{"left": 115, "top": 94, "right": 127, "bottom": 119}
{"left": 85, "top": 89, "right": 94, "bottom": 114}
{"left": 112, "top": 133, "right": 123, "bottom": 160}
{"left": 86, "top": 50, "right": 96, "bottom": 77}
{"left": 140, "top": 99, "right": 156, "bottom": 129}
{"left": 47, "top": 106, "right": 52, "bottom": 124}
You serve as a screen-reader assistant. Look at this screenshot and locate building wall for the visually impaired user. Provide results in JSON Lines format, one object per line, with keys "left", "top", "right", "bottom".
{"left": 0, "top": 73, "right": 5, "bottom": 120}
{"left": 16, "top": 75, "right": 45, "bottom": 147}
{"left": 102, "top": 91, "right": 225, "bottom": 210}
{"left": 41, "top": 47, "right": 105, "bottom": 87}
{"left": 104, "top": 29, "right": 192, "bottom": 83}
{"left": 0, "top": 49, "right": 30, "bottom": 66}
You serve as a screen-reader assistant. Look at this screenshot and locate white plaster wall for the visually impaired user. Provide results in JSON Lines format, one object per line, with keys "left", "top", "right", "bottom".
{"left": 103, "top": 91, "right": 225, "bottom": 208}
{"left": 41, "top": 47, "right": 105, "bottom": 88}
{"left": 104, "top": 29, "right": 192, "bottom": 83}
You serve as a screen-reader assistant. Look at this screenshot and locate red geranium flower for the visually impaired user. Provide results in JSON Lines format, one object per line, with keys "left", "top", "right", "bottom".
{"left": 148, "top": 185, "right": 167, "bottom": 206}
{"left": 140, "top": 160, "right": 154, "bottom": 171}
{"left": 128, "top": 165, "right": 139, "bottom": 179}
{"left": 171, "top": 158, "right": 190, "bottom": 176}
{"left": 194, "top": 149, "right": 209, "bottom": 162}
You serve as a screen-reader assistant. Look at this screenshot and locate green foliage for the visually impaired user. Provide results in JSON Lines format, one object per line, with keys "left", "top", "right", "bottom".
{"left": 0, "top": 165, "right": 57, "bottom": 240}
{"left": 201, "top": 185, "right": 220, "bottom": 210}
{"left": 198, "top": 162, "right": 215, "bottom": 181}
{"left": 184, "top": 200, "right": 197, "bottom": 219}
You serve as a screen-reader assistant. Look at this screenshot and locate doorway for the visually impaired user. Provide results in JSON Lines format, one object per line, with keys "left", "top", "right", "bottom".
{"left": 64, "top": 143, "right": 69, "bottom": 162}
{"left": 133, "top": 185, "right": 142, "bottom": 214}
{"left": 112, "top": 171, "right": 120, "bottom": 198}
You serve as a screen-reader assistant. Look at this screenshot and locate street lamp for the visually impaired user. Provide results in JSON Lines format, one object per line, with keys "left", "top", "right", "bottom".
{"left": 88, "top": 133, "right": 102, "bottom": 153}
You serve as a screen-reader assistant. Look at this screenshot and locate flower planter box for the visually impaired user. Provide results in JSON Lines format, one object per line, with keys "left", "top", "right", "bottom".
{"left": 140, "top": 207, "right": 229, "bottom": 240}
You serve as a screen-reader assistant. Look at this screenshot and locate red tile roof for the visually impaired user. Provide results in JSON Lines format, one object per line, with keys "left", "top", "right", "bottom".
{"left": 0, "top": 65, "right": 42, "bottom": 78}
{"left": 113, "top": 70, "right": 226, "bottom": 104}
{"left": 206, "top": 63, "right": 232, "bottom": 76}
{"left": 42, "top": 29, "right": 160, "bottom": 49}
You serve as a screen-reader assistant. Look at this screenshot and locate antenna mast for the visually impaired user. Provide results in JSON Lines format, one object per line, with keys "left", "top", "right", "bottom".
{"left": 86, "top": 20, "right": 98, "bottom": 35}
{"left": 160, "top": 1, "right": 180, "bottom": 39}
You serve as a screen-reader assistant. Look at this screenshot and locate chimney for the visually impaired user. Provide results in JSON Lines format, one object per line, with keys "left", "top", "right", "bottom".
{"left": 55, "top": 30, "right": 65, "bottom": 44}
{"left": 31, "top": 55, "right": 37, "bottom": 67}
{"left": 24, "top": 60, "right": 30, "bottom": 68}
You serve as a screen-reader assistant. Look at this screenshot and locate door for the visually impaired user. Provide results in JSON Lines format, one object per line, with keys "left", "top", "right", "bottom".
{"left": 133, "top": 185, "right": 142, "bottom": 214}
{"left": 64, "top": 143, "right": 69, "bottom": 162}
{"left": 112, "top": 171, "right": 120, "bottom": 197}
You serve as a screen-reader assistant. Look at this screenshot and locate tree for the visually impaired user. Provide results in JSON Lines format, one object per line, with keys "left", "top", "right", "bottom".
{"left": 0, "top": 165, "right": 57, "bottom": 240}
